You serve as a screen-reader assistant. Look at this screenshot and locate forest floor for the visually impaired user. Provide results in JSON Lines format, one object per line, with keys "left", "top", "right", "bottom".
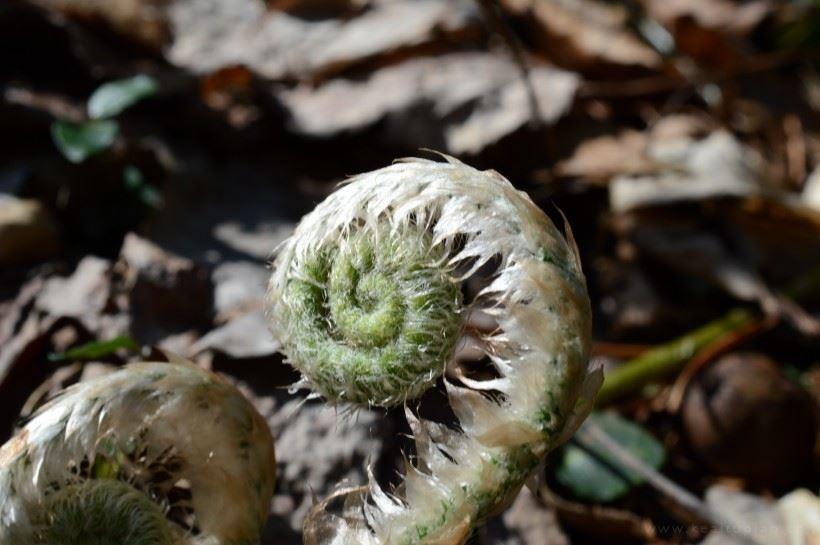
{"left": 1, "top": 1, "right": 819, "bottom": 543}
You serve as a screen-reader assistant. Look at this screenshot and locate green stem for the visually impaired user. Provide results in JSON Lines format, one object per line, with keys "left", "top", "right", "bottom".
{"left": 596, "top": 309, "right": 754, "bottom": 406}
{"left": 596, "top": 264, "right": 820, "bottom": 406}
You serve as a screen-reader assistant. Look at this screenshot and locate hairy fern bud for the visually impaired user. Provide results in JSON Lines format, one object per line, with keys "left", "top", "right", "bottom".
{"left": 279, "top": 219, "right": 462, "bottom": 406}
{"left": 33, "top": 479, "right": 174, "bottom": 545}
{"left": 268, "top": 156, "right": 601, "bottom": 544}
{"left": 0, "top": 360, "right": 276, "bottom": 545}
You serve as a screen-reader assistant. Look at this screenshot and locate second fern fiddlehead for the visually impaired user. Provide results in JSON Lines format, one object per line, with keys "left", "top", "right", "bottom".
{"left": 33, "top": 479, "right": 174, "bottom": 545}
{"left": 268, "top": 156, "right": 601, "bottom": 545}
{"left": 0, "top": 360, "right": 276, "bottom": 545}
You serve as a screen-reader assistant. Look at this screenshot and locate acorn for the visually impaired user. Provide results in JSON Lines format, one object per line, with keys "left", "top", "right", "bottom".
{"left": 682, "top": 352, "right": 818, "bottom": 488}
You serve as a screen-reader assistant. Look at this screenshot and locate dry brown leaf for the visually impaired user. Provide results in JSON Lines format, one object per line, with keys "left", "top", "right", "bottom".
{"left": 610, "top": 131, "right": 768, "bottom": 212}
{"left": 32, "top": 0, "right": 480, "bottom": 79}
{"left": 701, "top": 485, "right": 820, "bottom": 545}
{"left": 539, "top": 485, "right": 656, "bottom": 542}
{"left": 29, "top": 0, "right": 171, "bottom": 48}
{"left": 803, "top": 164, "right": 820, "bottom": 211}
{"left": 498, "top": 488, "right": 570, "bottom": 545}
{"left": 167, "top": 0, "right": 481, "bottom": 82}
{"left": 30, "top": 257, "right": 132, "bottom": 341}
{"left": 641, "top": 0, "right": 771, "bottom": 36}
{"left": 35, "top": 257, "right": 111, "bottom": 321}
{"left": 639, "top": 0, "right": 770, "bottom": 70}
{"left": 605, "top": 126, "right": 820, "bottom": 289}
{"left": 279, "top": 52, "right": 578, "bottom": 154}
{"left": 0, "top": 276, "right": 96, "bottom": 441}
{"left": 0, "top": 197, "right": 60, "bottom": 266}
{"left": 268, "top": 399, "right": 388, "bottom": 533}
{"left": 502, "top": 0, "right": 662, "bottom": 73}
{"left": 118, "top": 233, "right": 214, "bottom": 341}
{"left": 702, "top": 485, "right": 788, "bottom": 545}
{"left": 192, "top": 311, "right": 279, "bottom": 359}
{"left": 266, "top": 0, "right": 367, "bottom": 19}
{"left": 779, "top": 490, "right": 820, "bottom": 545}
{"left": 724, "top": 198, "right": 820, "bottom": 285}
{"left": 617, "top": 207, "right": 820, "bottom": 335}
{"left": 556, "top": 130, "right": 652, "bottom": 183}
{"left": 556, "top": 114, "right": 713, "bottom": 184}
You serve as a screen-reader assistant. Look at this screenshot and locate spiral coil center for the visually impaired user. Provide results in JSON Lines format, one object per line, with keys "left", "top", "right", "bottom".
{"left": 328, "top": 239, "right": 404, "bottom": 349}
{"left": 280, "top": 225, "right": 462, "bottom": 406}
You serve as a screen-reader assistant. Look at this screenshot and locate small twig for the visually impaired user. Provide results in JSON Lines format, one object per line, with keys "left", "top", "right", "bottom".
{"left": 783, "top": 114, "right": 807, "bottom": 188}
{"left": 592, "top": 341, "right": 653, "bottom": 359}
{"left": 3, "top": 85, "right": 86, "bottom": 122}
{"left": 578, "top": 421, "right": 767, "bottom": 545}
{"left": 474, "top": 0, "right": 542, "bottom": 127}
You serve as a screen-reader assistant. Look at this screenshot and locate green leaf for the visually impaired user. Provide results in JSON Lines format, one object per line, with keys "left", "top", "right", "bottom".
{"left": 88, "top": 74, "right": 158, "bottom": 119}
{"left": 123, "top": 165, "right": 164, "bottom": 209}
{"left": 556, "top": 411, "right": 666, "bottom": 503}
{"left": 123, "top": 164, "right": 143, "bottom": 189}
{"left": 48, "top": 336, "right": 139, "bottom": 362}
{"left": 51, "top": 120, "right": 119, "bottom": 163}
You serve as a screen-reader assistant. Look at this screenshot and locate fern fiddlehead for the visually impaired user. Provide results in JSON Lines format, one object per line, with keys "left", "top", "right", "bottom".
{"left": 268, "top": 156, "right": 601, "bottom": 545}
{"left": 0, "top": 360, "right": 276, "bottom": 545}
{"left": 33, "top": 479, "right": 174, "bottom": 545}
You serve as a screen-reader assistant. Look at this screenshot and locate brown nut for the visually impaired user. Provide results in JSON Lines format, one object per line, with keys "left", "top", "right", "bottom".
{"left": 682, "top": 352, "right": 818, "bottom": 488}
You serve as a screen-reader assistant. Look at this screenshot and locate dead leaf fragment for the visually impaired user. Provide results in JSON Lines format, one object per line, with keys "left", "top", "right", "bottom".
{"left": 212, "top": 261, "right": 270, "bottom": 321}
{"left": 539, "top": 485, "right": 656, "bottom": 541}
{"left": 35, "top": 257, "right": 111, "bottom": 320}
{"left": 29, "top": 0, "right": 171, "bottom": 48}
{"left": 502, "top": 0, "right": 662, "bottom": 73}
{"left": 642, "top": 0, "right": 771, "bottom": 36}
{"left": 556, "top": 130, "right": 652, "bottom": 183}
{"left": 280, "top": 52, "right": 578, "bottom": 153}
{"left": 703, "top": 485, "right": 787, "bottom": 545}
{"left": 615, "top": 208, "right": 820, "bottom": 334}
{"left": 267, "top": 0, "right": 367, "bottom": 19}
{"left": 723, "top": 198, "right": 820, "bottom": 285}
{"left": 556, "top": 114, "right": 714, "bottom": 184}
{"left": 610, "top": 131, "right": 767, "bottom": 212}
{"left": 269, "top": 400, "right": 389, "bottom": 532}
{"left": 445, "top": 68, "right": 578, "bottom": 154}
{"left": 803, "top": 165, "right": 820, "bottom": 212}
{"left": 0, "top": 196, "right": 60, "bottom": 266}
{"left": 192, "top": 311, "right": 279, "bottom": 359}
{"left": 167, "top": 0, "right": 481, "bottom": 82}
{"left": 639, "top": 0, "right": 770, "bottom": 70}
{"left": 0, "top": 275, "right": 96, "bottom": 441}
{"left": 499, "top": 487, "right": 569, "bottom": 545}
{"left": 118, "top": 233, "right": 214, "bottom": 341}
{"left": 779, "top": 490, "right": 820, "bottom": 545}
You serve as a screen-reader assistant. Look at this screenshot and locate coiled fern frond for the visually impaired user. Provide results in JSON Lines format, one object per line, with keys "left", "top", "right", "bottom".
{"left": 268, "top": 156, "right": 601, "bottom": 545}
{"left": 33, "top": 479, "right": 174, "bottom": 545}
{"left": 0, "top": 360, "right": 276, "bottom": 545}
